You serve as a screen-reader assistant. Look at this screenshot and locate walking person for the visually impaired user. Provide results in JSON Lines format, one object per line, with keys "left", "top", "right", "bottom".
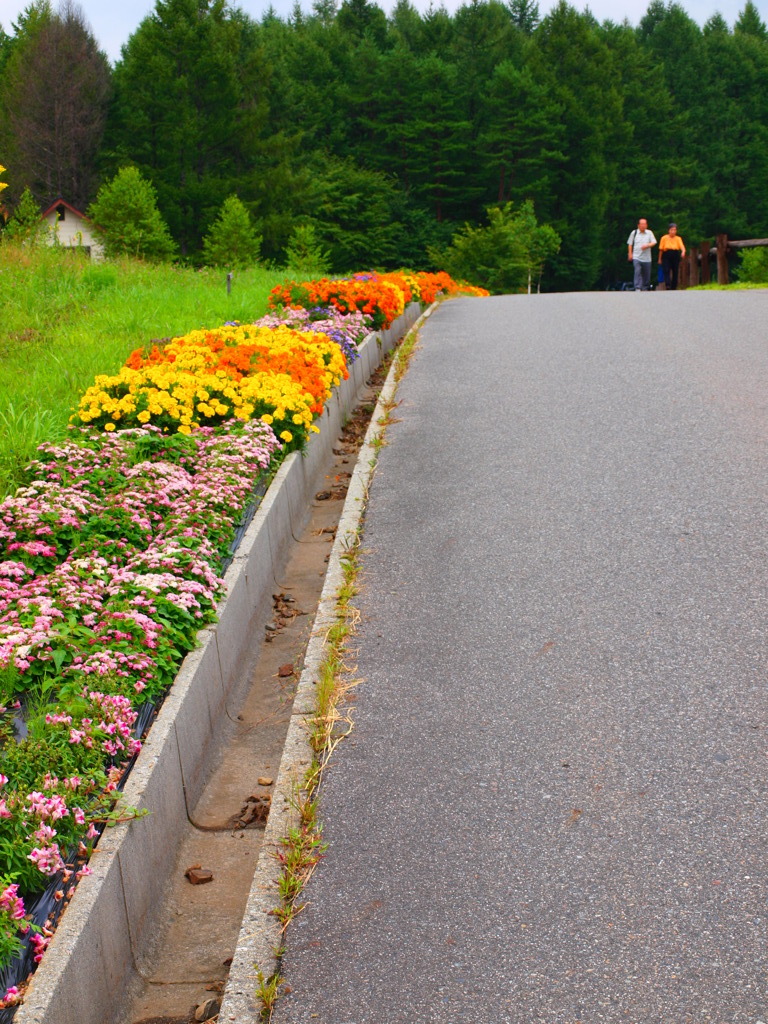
{"left": 627, "top": 218, "right": 657, "bottom": 291}
{"left": 658, "top": 223, "right": 686, "bottom": 291}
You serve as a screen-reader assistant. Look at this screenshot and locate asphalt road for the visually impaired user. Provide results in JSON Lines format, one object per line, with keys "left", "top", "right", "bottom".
{"left": 275, "top": 290, "right": 768, "bottom": 1024}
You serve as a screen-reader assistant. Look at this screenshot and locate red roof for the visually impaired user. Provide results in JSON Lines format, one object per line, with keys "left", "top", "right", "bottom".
{"left": 40, "top": 198, "right": 91, "bottom": 221}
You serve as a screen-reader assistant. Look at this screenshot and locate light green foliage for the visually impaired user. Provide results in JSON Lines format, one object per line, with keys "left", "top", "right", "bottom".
{"left": 3, "top": 186, "right": 44, "bottom": 243}
{"left": 0, "top": 244, "right": 287, "bottom": 495}
{"left": 437, "top": 201, "right": 560, "bottom": 294}
{"left": 202, "top": 195, "right": 262, "bottom": 269}
{"left": 284, "top": 223, "right": 331, "bottom": 277}
{"left": 88, "top": 167, "right": 176, "bottom": 262}
{"left": 737, "top": 246, "right": 768, "bottom": 282}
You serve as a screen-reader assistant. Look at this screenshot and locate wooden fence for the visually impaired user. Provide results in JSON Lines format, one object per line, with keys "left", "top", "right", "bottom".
{"left": 677, "top": 234, "right": 768, "bottom": 288}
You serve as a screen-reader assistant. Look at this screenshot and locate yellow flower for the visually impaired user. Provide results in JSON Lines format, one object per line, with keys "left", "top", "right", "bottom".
{"left": 137, "top": 410, "right": 151, "bottom": 423}
{"left": 280, "top": 430, "right": 293, "bottom": 443}
{"left": 104, "top": 422, "right": 116, "bottom": 432}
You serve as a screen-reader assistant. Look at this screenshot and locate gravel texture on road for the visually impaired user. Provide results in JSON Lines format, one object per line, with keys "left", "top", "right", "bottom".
{"left": 274, "top": 291, "right": 768, "bottom": 1024}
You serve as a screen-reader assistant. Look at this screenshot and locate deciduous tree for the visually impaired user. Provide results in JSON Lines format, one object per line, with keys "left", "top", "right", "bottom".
{"left": 0, "top": 1, "right": 110, "bottom": 209}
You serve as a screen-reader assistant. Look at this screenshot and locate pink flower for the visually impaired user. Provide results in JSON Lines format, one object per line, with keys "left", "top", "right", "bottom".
{"left": 30, "top": 932, "right": 51, "bottom": 962}
{"left": 27, "top": 792, "right": 68, "bottom": 821}
{"left": 1, "top": 985, "right": 22, "bottom": 1008}
{"left": 0, "top": 884, "right": 26, "bottom": 920}
{"left": 34, "top": 823, "right": 57, "bottom": 844}
{"left": 28, "top": 844, "right": 65, "bottom": 876}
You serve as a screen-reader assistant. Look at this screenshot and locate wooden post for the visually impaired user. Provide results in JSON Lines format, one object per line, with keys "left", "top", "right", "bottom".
{"left": 679, "top": 254, "right": 690, "bottom": 290}
{"left": 716, "top": 234, "right": 729, "bottom": 285}
{"left": 688, "top": 245, "right": 699, "bottom": 287}
{"left": 700, "top": 240, "right": 711, "bottom": 284}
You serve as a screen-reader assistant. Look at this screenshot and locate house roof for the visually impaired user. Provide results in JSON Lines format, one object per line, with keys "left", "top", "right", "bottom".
{"left": 40, "top": 198, "right": 91, "bottom": 221}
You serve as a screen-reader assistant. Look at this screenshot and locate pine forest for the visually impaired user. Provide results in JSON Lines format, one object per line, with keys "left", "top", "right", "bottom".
{"left": 1, "top": 0, "right": 767, "bottom": 291}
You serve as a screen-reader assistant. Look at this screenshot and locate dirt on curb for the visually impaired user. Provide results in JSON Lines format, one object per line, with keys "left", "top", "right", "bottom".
{"left": 127, "top": 360, "right": 391, "bottom": 1024}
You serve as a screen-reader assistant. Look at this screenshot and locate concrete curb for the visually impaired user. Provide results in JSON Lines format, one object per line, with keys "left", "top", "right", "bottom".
{"left": 218, "top": 301, "right": 436, "bottom": 1024}
{"left": 15, "top": 303, "right": 423, "bottom": 1024}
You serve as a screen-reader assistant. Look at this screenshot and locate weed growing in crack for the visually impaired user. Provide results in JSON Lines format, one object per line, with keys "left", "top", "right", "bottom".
{"left": 256, "top": 968, "right": 282, "bottom": 1022}
{"left": 394, "top": 324, "right": 420, "bottom": 382}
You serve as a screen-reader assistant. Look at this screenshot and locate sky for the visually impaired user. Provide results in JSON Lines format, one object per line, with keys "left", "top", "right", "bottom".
{"left": 0, "top": 0, "right": 762, "bottom": 60}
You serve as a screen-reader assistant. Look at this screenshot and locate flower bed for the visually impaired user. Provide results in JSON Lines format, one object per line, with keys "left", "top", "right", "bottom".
{"left": 0, "top": 421, "right": 280, "bottom": 1009}
{"left": 0, "top": 270, "right": 483, "bottom": 1011}
{"left": 268, "top": 271, "right": 488, "bottom": 327}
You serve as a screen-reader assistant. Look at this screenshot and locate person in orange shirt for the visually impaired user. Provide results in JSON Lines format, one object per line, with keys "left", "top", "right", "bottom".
{"left": 658, "top": 223, "right": 686, "bottom": 291}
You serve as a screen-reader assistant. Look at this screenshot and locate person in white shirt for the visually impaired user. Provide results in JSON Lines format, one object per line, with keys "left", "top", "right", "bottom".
{"left": 627, "top": 218, "right": 657, "bottom": 291}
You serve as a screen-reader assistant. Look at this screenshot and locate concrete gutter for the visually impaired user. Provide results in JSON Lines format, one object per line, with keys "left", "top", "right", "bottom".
{"left": 15, "top": 303, "right": 423, "bottom": 1024}
{"left": 218, "top": 301, "right": 437, "bottom": 1024}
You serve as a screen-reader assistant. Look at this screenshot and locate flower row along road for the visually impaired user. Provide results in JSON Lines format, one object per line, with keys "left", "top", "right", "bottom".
{"left": 273, "top": 289, "right": 768, "bottom": 1024}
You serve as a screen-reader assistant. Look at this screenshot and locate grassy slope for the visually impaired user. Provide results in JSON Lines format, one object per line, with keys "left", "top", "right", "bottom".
{"left": 0, "top": 245, "right": 291, "bottom": 494}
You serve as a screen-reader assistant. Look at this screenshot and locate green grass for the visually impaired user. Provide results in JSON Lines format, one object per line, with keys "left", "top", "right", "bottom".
{"left": 0, "top": 244, "right": 292, "bottom": 495}
{"left": 690, "top": 281, "right": 768, "bottom": 290}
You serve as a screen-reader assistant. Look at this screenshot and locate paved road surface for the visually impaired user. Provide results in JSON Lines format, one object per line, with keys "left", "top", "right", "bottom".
{"left": 275, "top": 291, "right": 768, "bottom": 1024}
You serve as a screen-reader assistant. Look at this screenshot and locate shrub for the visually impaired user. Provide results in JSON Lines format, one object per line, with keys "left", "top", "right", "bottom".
{"left": 436, "top": 201, "right": 560, "bottom": 294}
{"left": 737, "top": 247, "right": 768, "bottom": 283}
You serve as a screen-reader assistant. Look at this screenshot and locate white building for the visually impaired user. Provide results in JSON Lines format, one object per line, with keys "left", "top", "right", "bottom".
{"left": 41, "top": 199, "right": 104, "bottom": 258}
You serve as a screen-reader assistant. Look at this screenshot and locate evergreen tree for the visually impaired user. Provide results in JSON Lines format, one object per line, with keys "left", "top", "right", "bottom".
{"left": 336, "top": 0, "right": 387, "bottom": 45}
{"left": 284, "top": 223, "right": 331, "bottom": 277}
{"left": 527, "top": 2, "right": 624, "bottom": 288}
{"left": 735, "top": 1, "right": 767, "bottom": 38}
{"left": 307, "top": 156, "right": 405, "bottom": 270}
{"left": 478, "top": 61, "right": 565, "bottom": 207}
{"left": 106, "top": 0, "right": 261, "bottom": 255}
{"left": 388, "top": 0, "right": 424, "bottom": 49}
{"left": 312, "top": 0, "right": 338, "bottom": 26}
{"left": 508, "top": 0, "right": 539, "bottom": 33}
{"left": 404, "top": 53, "right": 474, "bottom": 222}
{"left": 202, "top": 195, "right": 262, "bottom": 268}
{"left": 88, "top": 166, "right": 176, "bottom": 261}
